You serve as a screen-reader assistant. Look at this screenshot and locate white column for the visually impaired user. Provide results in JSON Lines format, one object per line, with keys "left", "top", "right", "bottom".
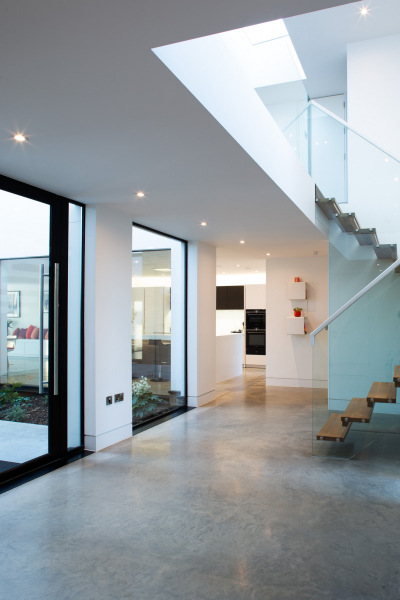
{"left": 187, "top": 242, "right": 216, "bottom": 407}
{"left": 84, "top": 205, "right": 133, "bottom": 451}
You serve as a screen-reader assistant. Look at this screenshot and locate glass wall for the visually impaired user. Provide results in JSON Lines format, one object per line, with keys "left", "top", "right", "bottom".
{"left": 67, "top": 203, "right": 83, "bottom": 449}
{"left": 0, "top": 191, "right": 50, "bottom": 469}
{"left": 0, "top": 180, "right": 84, "bottom": 481}
{"left": 132, "top": 225, "right": 186, "bottom": 426}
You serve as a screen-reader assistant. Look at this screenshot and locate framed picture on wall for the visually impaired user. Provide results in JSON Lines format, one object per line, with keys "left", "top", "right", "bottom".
{"left": 7, "top": 291, "right": 20, "bottom": 318}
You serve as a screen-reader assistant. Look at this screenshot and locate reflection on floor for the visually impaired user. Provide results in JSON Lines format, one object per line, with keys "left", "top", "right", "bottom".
{"left": 2, "top": 356, "right": 48, "bottom": 388}
{"left": 2, "top": 369, "right": 400, "bottom": 598}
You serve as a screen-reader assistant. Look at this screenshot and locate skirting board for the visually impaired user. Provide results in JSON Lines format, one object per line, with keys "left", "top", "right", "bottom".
{"left": 187, "top": 389, "right": 216, "bottom": 407}
{"left": 85, "top": 422, "right": 132, "bottom": 452}
{"left": 266, "top": 377, "right": 328, "bottom": 388}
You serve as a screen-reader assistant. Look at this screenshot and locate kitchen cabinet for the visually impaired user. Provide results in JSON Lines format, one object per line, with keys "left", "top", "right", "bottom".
{"left": 216, "top": 285, "right": 244, "bottom": 310}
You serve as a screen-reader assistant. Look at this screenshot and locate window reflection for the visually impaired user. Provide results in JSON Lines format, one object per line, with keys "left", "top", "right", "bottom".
{"left": 132, "top": 226, "right": 186, "bottom": 426}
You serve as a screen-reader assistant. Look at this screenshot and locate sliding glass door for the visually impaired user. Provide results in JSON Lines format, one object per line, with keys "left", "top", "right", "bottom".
{"left": 0, "top": 176, "right": 83, "bottom": 480}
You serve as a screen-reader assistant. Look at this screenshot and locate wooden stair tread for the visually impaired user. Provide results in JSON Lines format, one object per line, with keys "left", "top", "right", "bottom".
{"left": 317, "top": 414, "right": 351, "bottom": 442}
{"left": 367, "top": 381, "right": 396, "bottom": 406}
{"left": 315, "top": 198, "right": 341, "bottom": 220}
{"left": 341, "top": 398, "right": 374, "bottom": 424}
{"left": 354, "top": 228, "right": 379, "bottom": 246}
{"left": 335, "top": 212, "right": 360, "bottom": 233}
{"left": 374, "top": 244, "right": 398, "bottom": 261}
{"left": 394, "top": 366, "right": 400, "bottom": 388}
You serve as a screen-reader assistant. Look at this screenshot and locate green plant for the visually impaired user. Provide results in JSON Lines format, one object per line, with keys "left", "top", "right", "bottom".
{"left": 294, "top": 307, "right": 302, "bottom": 312}
{"left": 132, "top": 376, "right": 162, "bottom": 419}
{"left": 0, "top": 383, "right": 29, "bottom": 406}
{"left": 0, "top": 384, "right": 31, "bottom": 423}
{"left": 4, "top": 405, "right": 25, "bottom": 422}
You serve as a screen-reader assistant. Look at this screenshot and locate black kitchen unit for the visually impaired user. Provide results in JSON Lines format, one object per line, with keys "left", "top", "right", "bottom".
{"left": 216, "top": 285, "right": 244, "bottom": 310}
{"left": 246, "top": 309, "right": 266, "bottom": 355}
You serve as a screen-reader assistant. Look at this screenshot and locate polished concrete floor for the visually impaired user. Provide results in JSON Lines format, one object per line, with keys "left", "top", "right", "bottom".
{"left": 1, "top": 369, "right": 400, "bottom": 599}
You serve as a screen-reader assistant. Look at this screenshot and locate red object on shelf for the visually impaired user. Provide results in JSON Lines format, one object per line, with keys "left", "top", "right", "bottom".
{"left": 294, "top": 310, "right": 302, "bottom": 317}
{"left": 294, "top": 277, "right": 300, "bottom": 282}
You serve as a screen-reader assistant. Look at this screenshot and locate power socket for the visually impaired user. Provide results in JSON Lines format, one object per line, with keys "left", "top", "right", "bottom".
{"left": 114, "top": 392, "right": 124, "bottom": 403}
{"left": 106, "top": 396, "right": 113, "bottom": 406}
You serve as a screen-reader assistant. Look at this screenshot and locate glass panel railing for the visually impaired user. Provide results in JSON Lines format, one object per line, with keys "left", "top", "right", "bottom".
{"left": 283, "top": 105, "right": 310, "bottom": 176}
{"left": 284, "top": 101, "right": 400, "bottom": 234}
{"left": 312, "top": 267, "right": 400, "bottom": 459}
{"left": 283, "top": 103, "right": 346, "bottom": 204}
{"left": 284, "top": 101, "right": 400, "bottom": 311}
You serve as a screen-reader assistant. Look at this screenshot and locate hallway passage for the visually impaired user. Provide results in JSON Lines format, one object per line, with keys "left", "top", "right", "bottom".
{"left": 1, "top": 370, "right": 400, "bottom": 599}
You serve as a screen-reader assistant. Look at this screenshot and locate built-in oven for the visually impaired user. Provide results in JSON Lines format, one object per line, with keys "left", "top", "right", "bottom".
{"left": 246, "top": 309, "right": 266, "bottom": 331}
{"left": 246, "top": 330, "right": 266, "bottom": 355}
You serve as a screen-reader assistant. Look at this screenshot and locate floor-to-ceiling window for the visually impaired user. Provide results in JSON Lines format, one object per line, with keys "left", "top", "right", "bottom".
{"left": 132, "top": 224, "right": 186, "bottom": 426}
{"left": 0, "top": 176, "right": 84, "bottom": 482}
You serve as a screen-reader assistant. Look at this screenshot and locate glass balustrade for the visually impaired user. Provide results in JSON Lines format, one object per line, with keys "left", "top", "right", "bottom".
{"left": 312, "top": 266, "right": 400, "bottom": 460}
{"left": 284, "top": 103, "right": 400, "bottom": 232}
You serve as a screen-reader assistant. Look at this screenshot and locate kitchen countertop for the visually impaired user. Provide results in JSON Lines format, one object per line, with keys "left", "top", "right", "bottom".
{"left": 216, "top": 332, "right": 243, "bottom": 337}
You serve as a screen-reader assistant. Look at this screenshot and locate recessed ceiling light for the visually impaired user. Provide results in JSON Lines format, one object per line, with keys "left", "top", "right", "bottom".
{"left": 13, "top": 133, "right": 28, "bottom": 142}
{"left": 240, "top": 240, "right": 245, "bottom": 244}
{"left": 360, "top": 5, "right": 369, "bottom": 16}
{"left": 236, "top": 264, "right": 240, "bottom": 267}
{"left": 394, "top": 177, "right": 399, "bottom": 182}
{"left": 136, "top": 191, "right": 145, "bottom": 198}
{"left": 266, "top": 253, "right": 271, "bottom": 256}
{"left": 384, "top": 158, "right": 390, "bottom": 163}
{"left": 200, "top": 221, "right": 207, "bottom": 226}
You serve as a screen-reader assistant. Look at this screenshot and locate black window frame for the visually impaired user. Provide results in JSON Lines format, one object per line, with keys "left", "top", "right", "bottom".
{"left": 0, "top": 174, "right": 85, "bottom": 488}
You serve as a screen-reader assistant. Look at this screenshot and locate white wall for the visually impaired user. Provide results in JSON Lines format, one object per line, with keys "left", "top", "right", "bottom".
{"left": 245, "top": 284, "right": 266, "bottom": 309}
{"left": 216, "top": 309, "right": 244, "bottom": 335}
{"left": 216, "top": 272, "right": 265, "bottom": 286}
{"left": 347, "top": 34, "right": 400, "bottom": 246}
{"left": 187, "top": 242, "right": 216, "bottom": 406}
{"left": 216, "top": 334, "right": 243, "bottom": 383}
{"left": 265, "top": 256, "right": 328, "bottom": 387}
{"left": 84, "top": 205, "right": 133, "bottom": 451}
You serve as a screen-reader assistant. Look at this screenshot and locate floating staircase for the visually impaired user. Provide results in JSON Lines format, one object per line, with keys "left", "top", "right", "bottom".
{"left": 315, "top": 191, "right": 398, "bottom": 262}
{"left": 317, "top": 367, "right": 400, "bottom": 442}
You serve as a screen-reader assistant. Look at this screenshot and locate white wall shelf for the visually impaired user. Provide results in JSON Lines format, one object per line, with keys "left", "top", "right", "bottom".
{"left": 286, "top": 316, "right": 305, "bottom": 335}
{"left": 288, "top": 281, "right": 306, "bottom": 300}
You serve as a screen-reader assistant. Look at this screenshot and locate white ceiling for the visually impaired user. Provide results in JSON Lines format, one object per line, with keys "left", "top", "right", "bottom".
{"left": 0, "top": 0, "right": 359, "bottom": 275}
{"left": 285, "top": 0, "right": 400, "bottom": 99}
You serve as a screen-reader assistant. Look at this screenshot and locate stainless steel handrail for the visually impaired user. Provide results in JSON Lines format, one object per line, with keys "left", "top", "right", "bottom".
{"left": 310, "top": 258, "right": 400, "bottom": 346}
{"left": 39, "top": 264, "right": 44, "bottom": 394}
{"left": 54, "top": 263, "right": 59, "bottom": 396}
